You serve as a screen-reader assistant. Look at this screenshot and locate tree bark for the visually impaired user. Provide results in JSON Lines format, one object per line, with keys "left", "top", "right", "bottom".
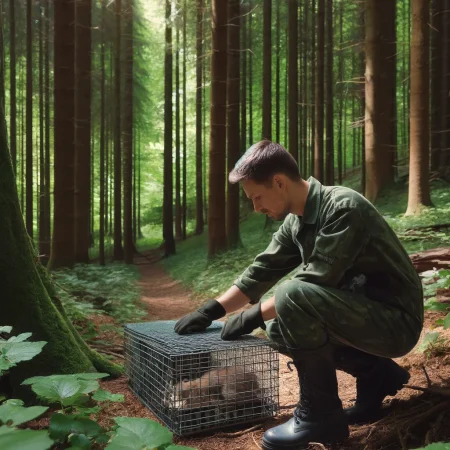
{"left": 364, "top": 0, "right": 396, "bottom": 202}
{"left": 9, "top": 0, "right": 16, "bottom": 174}
{"left": 208, "top": 0, "right": 228, "bottom": 258}
{"left": 113, "top": 0, "right": 124, "bottom": 260}
{"left": 74, "top": 0, "right": 92, "bottom": 264}
{"left": 405, "top": 0, "right": 432, "bottom": 215}
{"left": 226, "top": 0, "right": 240, "bottom": 249}
{"left": 314, "top": 0, "right": 324, "bottom": 181}
{"left": 163, "top": 0, "right": 176, "bottom": 255}
{"left": 288, "top": 0, "right": 298, "bottom": 161}
{"left": 175, "top": 6, "right": 182, "bottom": 241}
{"left": 123, "top": 0, "right": 134, "bottom": 263}
{"left": 262, "top": 0, "right": 272, "bottom": 140}
{"left": 26, "top": 0, "right": 33, "bottom": 238}
{"left": 275, "top": 0, "right": 280, "bottom": 144}
{"left": 182, "top": 0, "right": 187, "bottom": 240}
{"left": 49, "top": 0, "right": 76, "bottom": 270}
{"left": 325, "top": 0, "right": 334, "bottom": 185}
{"left": 195, "top": 0, "right": 204, "bottom": 236}
{"left": 99, "top": 1, "right": 106, "bottom": 266}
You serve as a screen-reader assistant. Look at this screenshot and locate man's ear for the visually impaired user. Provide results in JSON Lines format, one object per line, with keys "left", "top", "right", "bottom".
{"left": 273, "top": 175, "right": 284, "bottom": 190}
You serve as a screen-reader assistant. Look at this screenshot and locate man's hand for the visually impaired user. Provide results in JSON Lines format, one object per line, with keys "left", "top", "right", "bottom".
{"left": 174, "top": 299, "right": 226, "bottom": 334}
{"left": 221, "top": 302, "right": 266, "bottom": 340}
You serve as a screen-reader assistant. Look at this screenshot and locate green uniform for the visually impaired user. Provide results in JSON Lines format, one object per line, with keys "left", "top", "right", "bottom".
{"left": 234, "top": 177, "right": 424, "bottom": 358}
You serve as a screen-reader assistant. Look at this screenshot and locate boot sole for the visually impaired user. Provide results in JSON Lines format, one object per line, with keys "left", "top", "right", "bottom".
{"left": 261, "top": 432, "right": 350, "bottom": 450}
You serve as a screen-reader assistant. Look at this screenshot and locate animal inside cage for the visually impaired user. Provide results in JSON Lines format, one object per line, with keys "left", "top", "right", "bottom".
{"left": 124, "top": 320, "right": 279, "bottom": 436}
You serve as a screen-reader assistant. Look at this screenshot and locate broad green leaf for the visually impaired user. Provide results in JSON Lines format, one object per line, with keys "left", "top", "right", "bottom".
{"left": 49, "top": 414, "right": 103, "bottom": 441}
{"left": 0, "top": 359, "right": 12, "bottom": 372}
{"left": 0, "top": 403, "right": 48, "bottom": 426}
{"left": 0, "top": 327, "right": 12, "bottom": 334}
{"left": 1, "top": 341, "right": 46, "bottom": 363}
{"left": 106, "top": 417, "right": 173, "bottom": 450}
{"left": 7, "top": 333, "right": 32, "bottom": 343}
{"left": 425, "top": 302, "right": 449, "bottom": 312}
{"left": 69, "top": 433, "right": 92, "bottom": 449}
{"left": 78, "top": 379, "right": 100, "bottom": 395}
{"left": 0, "top": 425, "right": 53, "bottom": 450}
{"left": 417, "top": 332, "right": 440, "bottom": 353}
{"left": 444, "top": 313, "right": 450, "bottom": 330}
{"left": 5, "top": 399, "right": 24, "bottom": 406}
{"left": 76, "top": 373, "right": 109, "bottom": 380}
{"left": 31, "top": 378, "right": 82, "bottom": 405}
{"left": 415, "top": 443, "right": 450, "bottom": 450}
{"left": 72, "top": 406, "right": 101, "bottom": 417}
{"left": 92, "top": 389, "right": 124, "bottom": 403}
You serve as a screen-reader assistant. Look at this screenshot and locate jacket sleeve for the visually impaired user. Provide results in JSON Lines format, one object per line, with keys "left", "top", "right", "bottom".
{"left": 234, "top": 215, "right": 302, "bottom": 304}
{"left": 293, "top": 206, "right": 369, "bottom": 286}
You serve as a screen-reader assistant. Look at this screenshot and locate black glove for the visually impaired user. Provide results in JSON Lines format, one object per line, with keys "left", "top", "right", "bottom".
{"left": 221, "top": 302, "right": 266, "bottom": 341}
{"left": 174, "top": 299, "right": 226, "bottom": 334}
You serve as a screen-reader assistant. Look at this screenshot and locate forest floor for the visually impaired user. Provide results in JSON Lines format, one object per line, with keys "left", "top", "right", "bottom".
{"left": 93, "top": 249, "right": 450, "bottom": 450}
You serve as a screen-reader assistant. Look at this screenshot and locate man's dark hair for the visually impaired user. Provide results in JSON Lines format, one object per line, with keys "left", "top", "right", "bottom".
{"left": 229, "top": 140, "right": 301, "bottom": 185}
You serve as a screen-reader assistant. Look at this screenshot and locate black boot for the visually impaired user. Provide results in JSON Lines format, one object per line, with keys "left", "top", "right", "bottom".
{"left": 334, "top": 346, "right": 410, "bottom": 425}
{"left": 262, "top": 345, "right": 349, "bottom": 450}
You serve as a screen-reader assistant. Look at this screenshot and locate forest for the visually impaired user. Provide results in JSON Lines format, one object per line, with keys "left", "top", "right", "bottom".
{"left": 1, "top": 0, "right": 450, "bottom": 449}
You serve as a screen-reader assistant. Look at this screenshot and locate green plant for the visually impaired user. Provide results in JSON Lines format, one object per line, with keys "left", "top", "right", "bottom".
{"left": 414, "top": 443, "right": 450, "bottom": 450}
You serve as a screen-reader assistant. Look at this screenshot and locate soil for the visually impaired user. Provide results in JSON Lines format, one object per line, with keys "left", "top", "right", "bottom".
{"left": 96, "top": 252, "right": 450, "bottom": 450}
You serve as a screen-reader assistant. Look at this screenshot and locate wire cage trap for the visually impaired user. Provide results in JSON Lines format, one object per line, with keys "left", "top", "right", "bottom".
{"left": 124, "top": 320, "right": 279, "bottom": 436}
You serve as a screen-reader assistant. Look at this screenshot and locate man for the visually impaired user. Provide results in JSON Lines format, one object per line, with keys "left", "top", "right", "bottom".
{"left": 175, "top": 141, "right": 423, "bottom": 449}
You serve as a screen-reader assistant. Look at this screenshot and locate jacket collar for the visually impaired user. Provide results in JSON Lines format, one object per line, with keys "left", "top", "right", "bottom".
{"left": 301, "top": 177, "right": 322, "bottom": 225}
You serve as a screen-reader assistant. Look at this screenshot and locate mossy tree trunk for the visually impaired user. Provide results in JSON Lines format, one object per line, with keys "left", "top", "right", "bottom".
{"left": 0, "top": 105, "right": 121, "bottom": 395}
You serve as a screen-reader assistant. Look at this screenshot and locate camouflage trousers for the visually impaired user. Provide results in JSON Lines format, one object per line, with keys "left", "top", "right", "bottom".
{"left": 265, "top": 279, "right": 422, "bottom": 358}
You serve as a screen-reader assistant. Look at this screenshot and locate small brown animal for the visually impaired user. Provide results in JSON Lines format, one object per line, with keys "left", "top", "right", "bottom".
{"left": 172, "top": 366, "right": 260, "bottom": 409}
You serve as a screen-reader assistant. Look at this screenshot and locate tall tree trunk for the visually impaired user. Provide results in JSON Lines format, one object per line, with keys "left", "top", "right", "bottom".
{"left": 175, "top": 6, "right": 182, "bottom": 240}
{"left": 182, "top": 0, "right": 187, "bottom": 240}
{"left": 208, "top": 0, "right": 228, "bottom": 258}
{"left": 248, "top": 0, "right": 253, "bottom": 146}
{"left": 42, "top": 0, "right": 51, "bottom": 261}
{"left": 310, "top": 0, "right": 316, "bottom": 177}
{"left": 195, "top": 0, "right": 204, "bottom": 235}
{"left": 430, "top": 0, "right": 442, "bottom": 172}
{"left": 39, "top": 1, "right": 45, "bottom": 254}
{"left": 262, "top": 0, "right": 272, "bottom": 140}
{"left": 163, "top": 0, "right": 175, "bottom": 255}
{"left": 314, "top": 0, "right": 325, "bottom": 181}
{"left": 325, "top": 0, "right": 334, "bottom": 185}
{"left": 49, "top": 0, "right": 76, "bottom": 270}
{"left": 113, "top": 0, "right": 124, "bottom": 260}
{"left": 275, "top": 0, "right": 280, "bottom": 143}
{"left": 364, "top": 0, "right": 396, "bottom": 202}
{"left": 9, "top": 0, "right": 16, "bottom": 174}
{"left": 26, "top": 0, "right": 33, "bottom": 238}
{"left": 406, "top": 0, "right": 432, "bottom": 215}
{"left": 288, "top": 0, "right": 298, "bottom": 160}
{"left": 301, "top": 0, "right": 309, "bottom": 175}
{"left": 337, "top": 1, "right": 344, "bottom": 185}
{"left": 99, "top": 0, "right": 106, "bottom": 266}
{"left": 226, "top": 0, "right": 240, "bottom": 249}
{"left": 123, "top": 0, "right": 134, "bottom": 264}
{"left": 74, "top": 0, "right": 92, "bottom": 264}
{"left": 240, "top": 5, "right": 247, "bottom": 152}
{"left": 360, "top": 4, "right": 366, "bottom": 194}
{"left": 439, "top": 2, "right": 450, "bottom": 171}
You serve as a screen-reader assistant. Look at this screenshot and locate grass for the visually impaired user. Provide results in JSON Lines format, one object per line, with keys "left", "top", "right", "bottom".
{"left": 162, "top": 177, "right": 450, "bottom": 300}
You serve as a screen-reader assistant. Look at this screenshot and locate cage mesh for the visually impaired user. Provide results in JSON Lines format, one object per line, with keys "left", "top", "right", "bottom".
{"left": 124, "top": 320, "right": 279, "bottom": 435}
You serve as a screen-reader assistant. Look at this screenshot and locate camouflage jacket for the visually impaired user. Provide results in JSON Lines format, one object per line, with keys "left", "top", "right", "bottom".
{"left": 234, "top": 177, "right": 424, "bottom": 324}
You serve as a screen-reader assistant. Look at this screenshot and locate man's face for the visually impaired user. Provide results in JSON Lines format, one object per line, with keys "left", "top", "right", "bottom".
{"left": 242, "top": 177, "right": 290, "bottom": 221}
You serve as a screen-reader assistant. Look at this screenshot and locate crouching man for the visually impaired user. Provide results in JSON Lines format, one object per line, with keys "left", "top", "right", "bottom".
{"left": 175, "top": 141, "right": 423, "bottom": 449}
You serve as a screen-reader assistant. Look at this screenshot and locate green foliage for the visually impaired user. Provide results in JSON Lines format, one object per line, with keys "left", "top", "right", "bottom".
{"left": 0, "top": 426, "right": 54, "bottom": 450}
{"left": 0, "top": 399, "right": 48, "bottom": 426}
{"left": 414, "top": 444, "right": 450, "bottom": 450}
{"left": 52, "top": 263, "right": 147, "bottom": 327}
{"left": 0, "top": 327, "right": 47, "bottom": 375}
{"left": 106, "top": 417, "right": 195, "bottom": 450}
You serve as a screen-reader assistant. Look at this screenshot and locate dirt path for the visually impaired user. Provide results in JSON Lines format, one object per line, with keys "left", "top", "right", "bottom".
{"left": 100, "top": 255, "right": 450, "bottom": 450}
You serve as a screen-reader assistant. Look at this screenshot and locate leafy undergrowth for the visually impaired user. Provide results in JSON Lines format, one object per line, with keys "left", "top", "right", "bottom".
{"left": 51, "top": 263, "right": 147, "bottom": 343}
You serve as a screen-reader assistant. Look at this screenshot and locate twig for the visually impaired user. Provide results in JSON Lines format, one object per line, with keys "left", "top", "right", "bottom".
{"left": 215, "top": 423, "right": 263, "bottom": 438}
{"left": 251, "top": 431, "right": 262, "bottom": 449}
{"left": 422, "top": 366, "right": 432, "bottom": 387}
{"left": 279, "top": 404, "right": 297, "bottom": 410}
{"left": 404, "top": 384, "right": 450, "bottom": 396}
